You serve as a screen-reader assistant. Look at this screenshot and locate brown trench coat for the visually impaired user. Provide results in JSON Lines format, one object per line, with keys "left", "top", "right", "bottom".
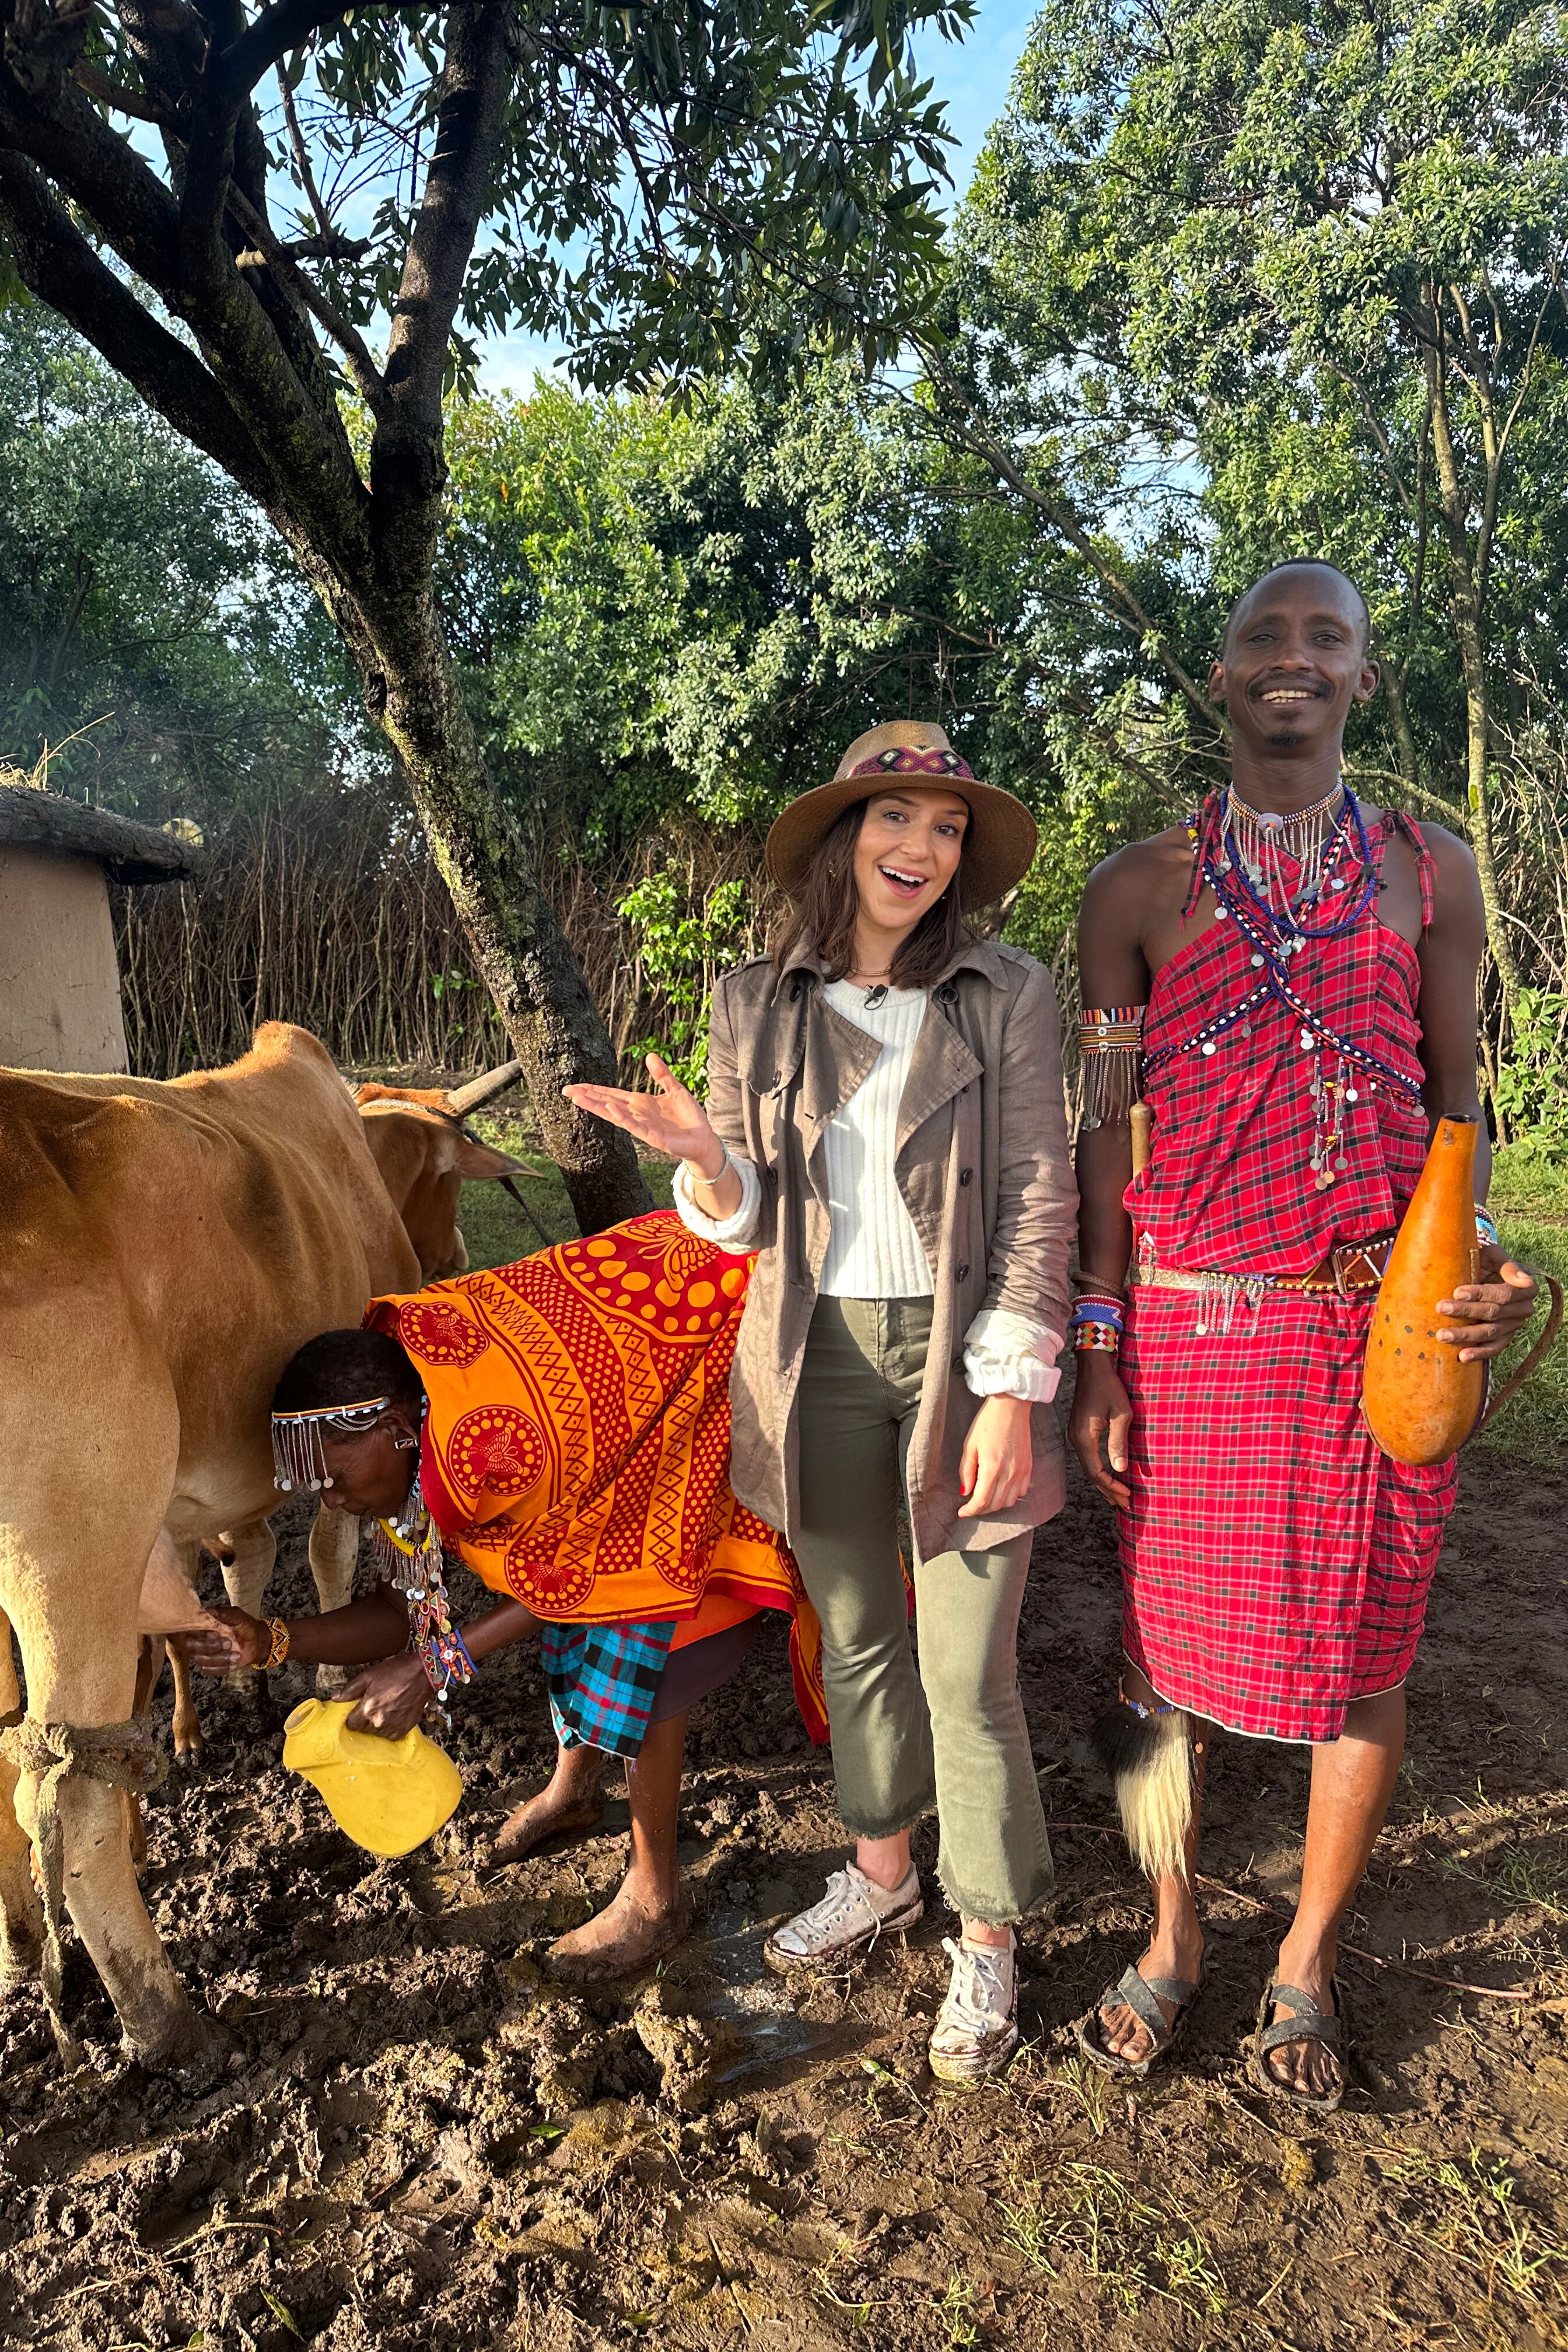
{"left": 705, "top": 936, "right": 1078, "bottom": 1561}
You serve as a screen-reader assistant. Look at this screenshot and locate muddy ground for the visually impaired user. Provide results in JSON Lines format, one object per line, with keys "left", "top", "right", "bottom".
{"left": 4, "top": 1443, "right": 1568, "bottom": 2351}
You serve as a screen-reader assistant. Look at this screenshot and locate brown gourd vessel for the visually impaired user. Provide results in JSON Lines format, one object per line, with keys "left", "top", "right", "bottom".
{"left": 1362, "top": 1115, "right": 1485, "bottom": 1465}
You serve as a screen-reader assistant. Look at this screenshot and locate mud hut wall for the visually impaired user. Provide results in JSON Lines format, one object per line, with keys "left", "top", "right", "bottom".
{"left": 0, "top": 842, "right": 130, "bottom": 1072}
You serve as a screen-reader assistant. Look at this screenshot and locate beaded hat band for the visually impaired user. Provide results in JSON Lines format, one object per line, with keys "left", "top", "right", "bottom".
{"left": 764, "top": 719, "right": 1038, "bottom": 911}
{"left": 272, "top": 1395, "right": 391, "bottom": 1493}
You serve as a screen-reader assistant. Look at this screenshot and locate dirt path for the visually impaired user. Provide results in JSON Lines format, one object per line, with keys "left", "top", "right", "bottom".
{"left": 4, "top": 1450, "right": 1567, "bottom": 2350}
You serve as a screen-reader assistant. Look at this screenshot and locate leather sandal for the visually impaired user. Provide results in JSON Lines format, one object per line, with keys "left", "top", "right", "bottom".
{"left": 1077, "top": 1952, "right": 1205, "bottom": 2080}
{"left": 1251, "top": 1976, "right": 1349, "bottom": 2115}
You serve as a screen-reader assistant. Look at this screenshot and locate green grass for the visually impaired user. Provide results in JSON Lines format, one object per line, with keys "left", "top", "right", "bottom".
{"left": 1438, "top": 1832, "right": 1568, "bottom": 1921}
{"left": 457, "top": 1111, "right": 674, "bottom": 1275}
{"left": 1373, "top": 2145, "right": 1568, "bottom": 2310}
{"left": 1002, "top": 2164, "right": 1227, "bottom": 2323}
{"left": 1476, "top": 1205, "right": 1568, "bottom": 1466}
{"left": 1490, "top": 1143, "right": 1568, "bottom": 1223}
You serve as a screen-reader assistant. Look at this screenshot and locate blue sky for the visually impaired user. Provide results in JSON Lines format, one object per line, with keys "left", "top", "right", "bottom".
{"left": 478, "top": 0, "right": 1037, "bottom": 391}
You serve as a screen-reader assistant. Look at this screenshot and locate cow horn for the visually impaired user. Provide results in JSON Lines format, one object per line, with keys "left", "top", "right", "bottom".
{"left": 446, "top": 1059, "right": 526, "bottom": 1116}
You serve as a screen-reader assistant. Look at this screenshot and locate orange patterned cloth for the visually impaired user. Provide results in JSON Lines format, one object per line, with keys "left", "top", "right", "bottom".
{"left": 365, "top": 1211, "right": 827, "bottom": 1741}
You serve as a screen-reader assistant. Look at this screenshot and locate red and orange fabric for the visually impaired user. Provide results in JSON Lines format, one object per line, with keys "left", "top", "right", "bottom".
{"left": 365, "top": 1210, "right": 827, "bottom": 1740}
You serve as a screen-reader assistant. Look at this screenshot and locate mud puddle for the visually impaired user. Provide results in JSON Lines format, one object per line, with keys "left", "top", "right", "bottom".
{"left": 5, "top": 1458, "right": 1568, "bottom": 2349}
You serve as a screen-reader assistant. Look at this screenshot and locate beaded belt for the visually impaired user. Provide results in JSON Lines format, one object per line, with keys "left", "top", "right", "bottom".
{"left": 1132, "top": 1235, "right": 1394, "bottom": 1301}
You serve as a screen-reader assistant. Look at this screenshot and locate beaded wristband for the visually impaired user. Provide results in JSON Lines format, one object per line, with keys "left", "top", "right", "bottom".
{"left": 1474, "top": 1205, "right": 1500, "bottom": 1249}
{"left": 1071, "top": 1297, "right": 1126, "bottom": 1336}
{"left": 1074, "top": 1321, "right": 1122, "bottom": 1354}
{"left": 262, "top": 1615, "right": 290, "bottom": 1669}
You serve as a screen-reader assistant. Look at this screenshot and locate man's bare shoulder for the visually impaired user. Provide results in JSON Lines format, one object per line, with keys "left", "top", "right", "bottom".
{"left": 1413, "top": 817, "right": 1478, "bottom": 874}
{"left": 1407, "top": 816, "right": 1483, "bottom": 930}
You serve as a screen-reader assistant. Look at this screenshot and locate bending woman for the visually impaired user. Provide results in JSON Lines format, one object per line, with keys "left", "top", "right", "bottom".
{"left": 569, "top": 719, "right": 1077, "bottom": 2084}
{"left": 184, "top": 1324, "right": 759, "bottom": 1984}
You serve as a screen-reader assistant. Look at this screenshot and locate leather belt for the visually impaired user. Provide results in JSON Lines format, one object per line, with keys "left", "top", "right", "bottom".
{"left": 1132, "top": 1236, "right": 1394, "bottom": 1299}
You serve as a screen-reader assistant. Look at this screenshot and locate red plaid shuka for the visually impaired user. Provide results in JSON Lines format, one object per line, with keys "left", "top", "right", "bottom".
{"left": 1118, "top": 801, "right": 1458, "bottom": 1742}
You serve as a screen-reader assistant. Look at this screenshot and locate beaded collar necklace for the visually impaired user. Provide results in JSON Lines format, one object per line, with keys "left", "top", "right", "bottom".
{"left": 1214, "top": 782, "right": 1380, "bottom": 951}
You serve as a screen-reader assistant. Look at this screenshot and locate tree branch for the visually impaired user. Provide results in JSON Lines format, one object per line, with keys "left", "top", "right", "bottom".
{"left": 0, "top": 148, "right": 273, "bottom": 508}
{"left": 382, "top": 1, "right": 511, "bottom": 432}
{"left": 2, "top": 24, "right": 372, "bottom": 579}
{"left": 193, "top": 0, "right": 274, "bottom": 214}
{"left": 1324, "top": 354, "right": 1413, "bottom": 517}
{"left": 215, "top": 1, "right": 390, "bottom": 106}
{"left": 1342, "top": 761, "right": 1465, "bottom": 827}
{"left": 69, "top": 58, "right": 173, "bottom": 124}
{"left": 279, "top": 64, "right": 334, "bottom": 241}
{"left": 225, "top": 177, "right": 386, "bottom": 411}
{"left": 0, "top": 60, "right": 184, "bottom": 296}
{"left": 908, "top": 342, "right": 1223, "bottom": 729}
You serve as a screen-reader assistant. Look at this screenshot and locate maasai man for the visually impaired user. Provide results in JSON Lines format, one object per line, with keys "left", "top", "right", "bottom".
{"left": 186, "top": 1214, "right": 818, "bottom": 1983}
{"left": 1069, "top": 561, "right": 1540, "bottom": 2110}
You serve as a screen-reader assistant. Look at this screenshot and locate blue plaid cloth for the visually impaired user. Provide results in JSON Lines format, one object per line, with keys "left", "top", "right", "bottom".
{"left": 542, "top": 1618, "right": 678, "bottom": 1758}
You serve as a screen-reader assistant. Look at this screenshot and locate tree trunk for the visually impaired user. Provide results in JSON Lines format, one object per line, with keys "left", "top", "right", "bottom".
{"left": 1424, "top": 327, "right": 1523, "bottom": 1023}
{"left": 361, "top": 586, "right": 650, "bottom": 1234}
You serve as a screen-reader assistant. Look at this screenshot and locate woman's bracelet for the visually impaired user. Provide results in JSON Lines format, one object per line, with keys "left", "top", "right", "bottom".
{"left": 261, "top": 1615, "right": 290, "bottom": 1669}
{"left": 690, "top": 1137, "right": 733, "bottom": 1192}
{"left": 1474, "top": 1205, "right": 1500, "bottom": 1249}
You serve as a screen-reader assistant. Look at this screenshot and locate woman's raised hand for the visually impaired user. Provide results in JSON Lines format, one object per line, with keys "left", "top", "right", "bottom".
{"left": 565, "top": 1054, "right": 724, "bottom": 1174}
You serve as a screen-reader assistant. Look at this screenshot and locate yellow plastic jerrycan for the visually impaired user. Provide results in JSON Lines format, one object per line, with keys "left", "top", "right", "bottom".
{"left": 282, "top": 1698, "right": 461, "bottom": 1860}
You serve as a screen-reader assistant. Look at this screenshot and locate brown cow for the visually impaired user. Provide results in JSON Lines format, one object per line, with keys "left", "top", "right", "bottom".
{"left": 0, "top": 1023, "right": 526, "bottom": 2067}
{"left": 170, "top": 1072, "right": 544, "bottom": 1749}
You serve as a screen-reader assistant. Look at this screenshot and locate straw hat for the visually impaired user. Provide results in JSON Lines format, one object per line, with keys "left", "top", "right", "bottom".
{"left": 764, "top": 720, "right": 1038, "bottom": 911}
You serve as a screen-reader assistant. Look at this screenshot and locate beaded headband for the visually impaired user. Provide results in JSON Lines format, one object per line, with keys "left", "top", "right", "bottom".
{"left": 271, "top": 1394, "right": 391, "bottom": 1493}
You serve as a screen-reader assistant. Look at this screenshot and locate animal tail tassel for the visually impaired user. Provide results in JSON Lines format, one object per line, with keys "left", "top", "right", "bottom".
{"left": 1362, "top": 1115, "right": 1486, "bottom": 1466}
{"left": 1089, "top": 1700, "right": 1195, "bottom": 1885}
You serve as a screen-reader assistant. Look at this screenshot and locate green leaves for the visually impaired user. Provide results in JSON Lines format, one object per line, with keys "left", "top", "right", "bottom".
{"left": 947, "top": 0, "right": 1568, "bottom": 783}
{"left": 0, "top": 313, "right": 364, "bottom": 822}
{"left": 267, "top": 0, "right": 968, "bottom": 391}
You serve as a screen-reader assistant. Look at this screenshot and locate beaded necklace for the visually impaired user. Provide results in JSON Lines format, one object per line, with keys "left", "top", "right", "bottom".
{"left": 1149, "top": 787, "right": 1422, "bottom": 1194}
{"left": 1217, "top": 783, "right": 1380, "bottom": 949}
{"left": 373, "top": 1486, "right": 475, "bottom": 1704}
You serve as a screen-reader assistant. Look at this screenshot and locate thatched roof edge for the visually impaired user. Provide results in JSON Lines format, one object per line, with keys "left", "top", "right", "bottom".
{"left": 0, "top": 785, "right": 200, "bottom": 885}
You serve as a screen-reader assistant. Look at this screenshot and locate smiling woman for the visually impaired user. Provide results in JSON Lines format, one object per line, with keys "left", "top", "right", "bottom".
{"left": 568, "top": 717, "right": 1078, "bottom": 2087}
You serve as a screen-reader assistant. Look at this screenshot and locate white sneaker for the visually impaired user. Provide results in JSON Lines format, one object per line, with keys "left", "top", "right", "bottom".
{"left": 928, "top": 1933, "right": 1019, "bottom": 2085}
{"left": 764, "top": 1862, "right": 923, "bottom": 1974}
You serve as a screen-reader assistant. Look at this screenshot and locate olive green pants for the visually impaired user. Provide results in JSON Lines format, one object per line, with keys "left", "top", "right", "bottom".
{"left": 792, "top": 1296, "right": 1054, "bottom": 1925}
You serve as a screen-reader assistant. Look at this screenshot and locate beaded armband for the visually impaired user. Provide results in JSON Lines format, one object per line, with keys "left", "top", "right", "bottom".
{"left": 1079, "top": 1005, "right": 1146, "bottom": 1129}
{"left": 1475, "top": 1205, "right": 1500, "bottom": 1250}
{"left": 262, "top": 1615, "right": 290, "bottom": 1670}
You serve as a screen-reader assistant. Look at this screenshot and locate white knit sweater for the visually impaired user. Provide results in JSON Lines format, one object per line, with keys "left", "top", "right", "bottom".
{"left": 673, "top": 978, "right": 1062, "bottom": 1402}
{"left": 817, "top": 981, "right": 932, "bottom": 1296}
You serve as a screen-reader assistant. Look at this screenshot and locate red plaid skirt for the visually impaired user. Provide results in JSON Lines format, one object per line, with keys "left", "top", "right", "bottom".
{"left": 1118, "top": 1284, "right": 1458, "bottom": 1742}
